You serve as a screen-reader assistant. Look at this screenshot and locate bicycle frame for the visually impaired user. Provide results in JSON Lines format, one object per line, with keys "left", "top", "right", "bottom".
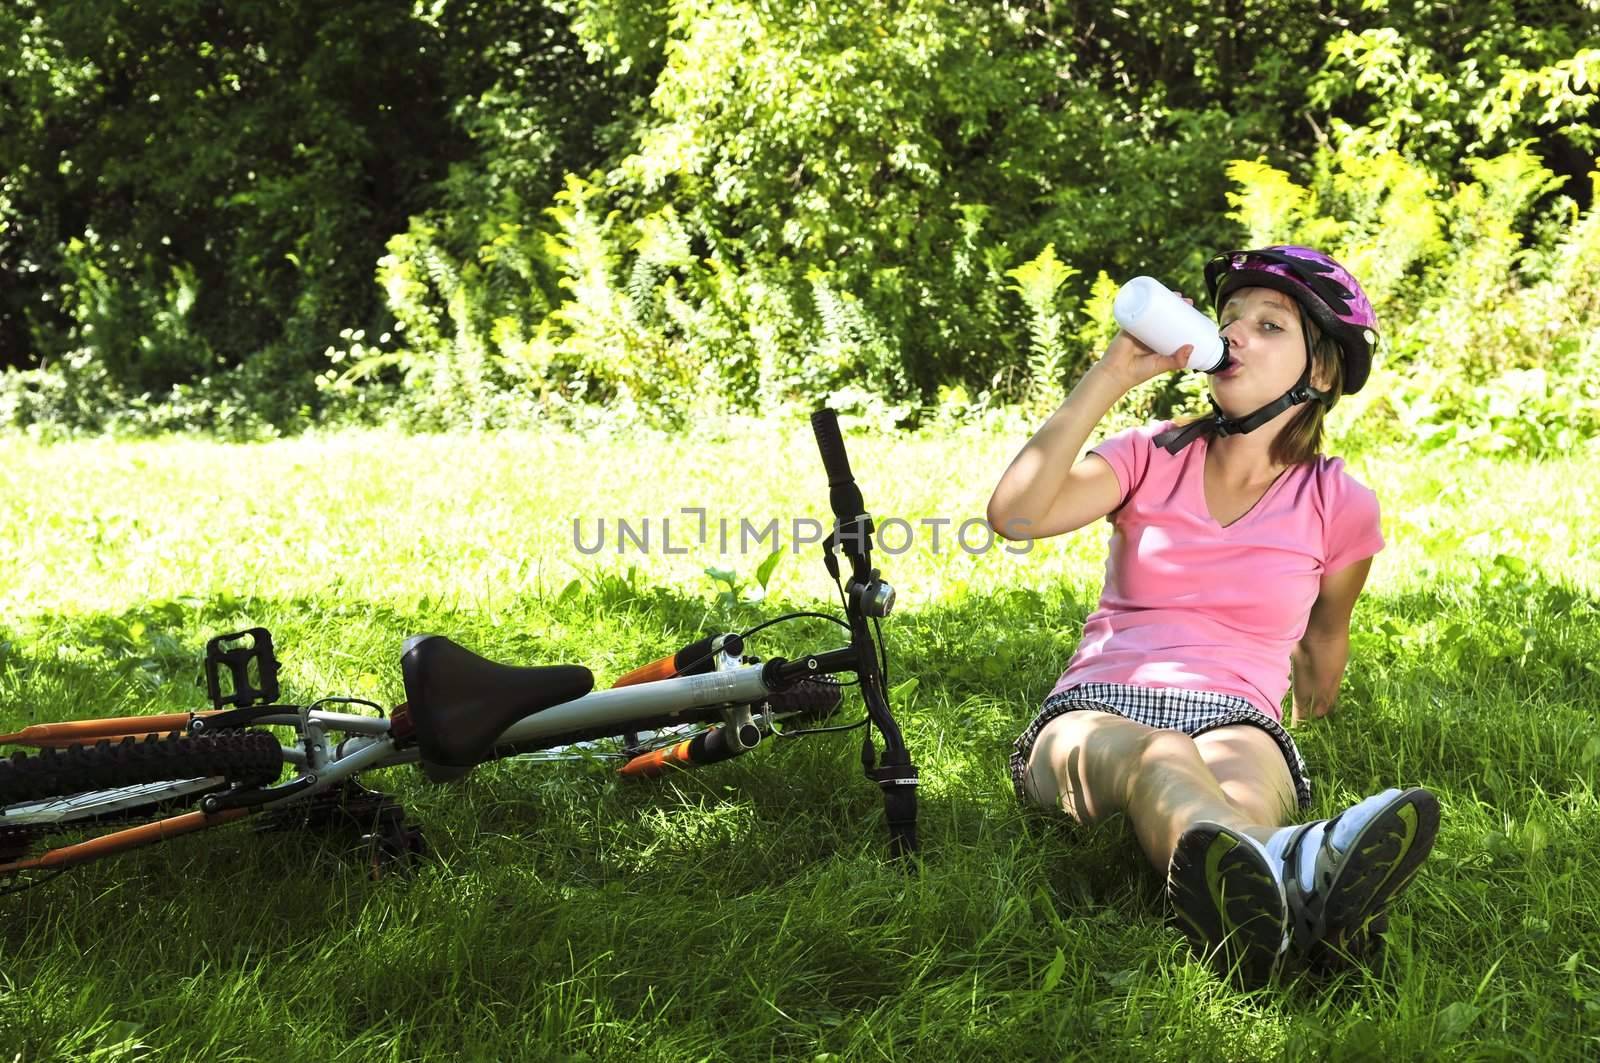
{"left": 2, "top": 647, "right": 841, "bottom": 870}
{"left": 1, "top": 406, "right": 920, "bottom": 881}
{"left": 269, "top": 652, "right": 796, "bottom": 793}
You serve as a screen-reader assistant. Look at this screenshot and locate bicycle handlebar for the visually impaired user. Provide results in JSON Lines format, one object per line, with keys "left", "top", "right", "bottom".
{"left": 810, "top": 406, "right": 919, "bottom": 860}
{"left": 810, "top": 408, "right": 867, "bottom": 527}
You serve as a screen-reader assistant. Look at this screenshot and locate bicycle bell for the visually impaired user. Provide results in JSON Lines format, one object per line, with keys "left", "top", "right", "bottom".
{"left": 850, "top": 571, "right": 896, "bottom": 618}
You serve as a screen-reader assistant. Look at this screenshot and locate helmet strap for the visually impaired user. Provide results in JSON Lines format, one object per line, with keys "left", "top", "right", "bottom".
{"left": 1153, "top": 321, "right": 1331, "bottom": 455}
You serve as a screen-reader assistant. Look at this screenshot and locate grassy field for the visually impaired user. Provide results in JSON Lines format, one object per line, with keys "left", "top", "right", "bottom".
{"left": 2, "top": 421, "right": 1598, "bottom": 1061}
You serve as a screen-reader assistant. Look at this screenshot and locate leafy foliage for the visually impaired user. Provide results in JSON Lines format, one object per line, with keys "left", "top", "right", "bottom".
{"left": 0, "top": 0, "right": 1597, "bottom": 434}
{"left": 1223, "top": 142, "right": 1600, "bottom": 457}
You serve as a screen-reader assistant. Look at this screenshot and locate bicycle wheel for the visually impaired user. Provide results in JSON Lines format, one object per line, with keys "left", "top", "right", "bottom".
{"left": 1, "top": 731, "right": 283, "bottom": 809}
{"left": 0, "top": 730, "right": 285, "bottom": 884}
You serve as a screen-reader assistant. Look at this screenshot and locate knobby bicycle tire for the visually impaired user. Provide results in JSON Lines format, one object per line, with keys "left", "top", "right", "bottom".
{"left": 0, "top": 731, "right": 283, "bottom": 807}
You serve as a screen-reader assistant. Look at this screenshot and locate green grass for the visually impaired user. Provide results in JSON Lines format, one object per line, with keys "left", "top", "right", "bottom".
{"left": 2, "top": 422, "right": 1599, "bottom": 1060}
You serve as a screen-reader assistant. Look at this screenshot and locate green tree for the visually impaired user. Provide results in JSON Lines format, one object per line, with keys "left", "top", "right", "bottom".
{"left": 0, "top": 0, "right": 471, "bottom": 424}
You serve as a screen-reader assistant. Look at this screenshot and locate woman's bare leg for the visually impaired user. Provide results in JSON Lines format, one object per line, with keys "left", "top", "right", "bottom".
{"left": 1021, "top": 711, "right": 1292, "bottom": 871}
{"left": 1022, "top": 711, "right": 1435, "bottom": 980}
{"left": 1192, "top": 724, "right": 1298, "bottom": 829}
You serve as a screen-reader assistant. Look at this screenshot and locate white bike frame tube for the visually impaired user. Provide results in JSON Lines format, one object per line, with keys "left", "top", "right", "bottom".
{"left": 290, "top": 664, "right": 775, "bottom": 777}
{"left": 255, "top": 711, "right": 391, "bottom": 736}
{"left": 261, "top": 733, "right": 400, "bottom": 807}
{"left": 253, "top": 711, "right": 392, "bottom": 768}
{"left": 494, "top": 665, "right": 774, "bottom": 747}
{"left": 302, "top": 711, "right": 392, "bottom": 735}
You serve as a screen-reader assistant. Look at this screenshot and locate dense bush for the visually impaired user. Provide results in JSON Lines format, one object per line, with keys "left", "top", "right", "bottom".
{"left": 0, "top": 0, "right": 1595, "bottom": 436}
{"left": 0, "top": 0, "right": 632, "bottom": 431}
{"left": 1225, "top": 143, "right": 1600, "bottom": 457}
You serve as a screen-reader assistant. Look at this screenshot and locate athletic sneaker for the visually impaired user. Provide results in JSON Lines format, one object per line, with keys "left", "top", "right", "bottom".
{"left": 1167, "top": 821, "right": 1290, "bottom": 987}
{"left": 1266, "top": 787, "right": 1441, "bottom": 969}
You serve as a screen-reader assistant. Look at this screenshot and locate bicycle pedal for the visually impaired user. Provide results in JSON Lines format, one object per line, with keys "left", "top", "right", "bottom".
{"left": 203, "top": 628, "right": 281, "bottom": 710}
{"left": 358, "top": 823, "right": 427, "bottom": 879}
{"left": 255, "top": 781, "right": 399, "bottom": 835}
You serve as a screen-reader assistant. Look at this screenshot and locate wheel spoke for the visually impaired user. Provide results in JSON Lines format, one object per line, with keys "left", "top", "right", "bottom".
{"left": 3, "top": 777, "right": 224, "bottom": 826}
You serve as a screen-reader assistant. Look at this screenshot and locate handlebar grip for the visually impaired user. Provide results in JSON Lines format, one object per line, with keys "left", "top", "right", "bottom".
{"left": 810, "top": 407, "right": 866, "bottom": 523}
{"left": 810, "top": 408, "right": 853, "bottom": 486}
{"left": 612, "top": 633, "right": 743, "bottom": 688}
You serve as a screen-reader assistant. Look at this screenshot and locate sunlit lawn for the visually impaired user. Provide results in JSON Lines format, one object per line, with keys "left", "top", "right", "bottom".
{"left": 2, "top": 420, "right": 1598, "bottom": 1060}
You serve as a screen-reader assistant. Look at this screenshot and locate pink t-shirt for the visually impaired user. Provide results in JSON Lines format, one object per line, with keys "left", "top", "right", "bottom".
{"left": 1049, "top": 421, "right": 1385, "bottom": 720}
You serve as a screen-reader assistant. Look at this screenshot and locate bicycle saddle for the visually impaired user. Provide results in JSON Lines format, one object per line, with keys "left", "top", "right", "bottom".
{"left": 401, "top": 635, "right": 594, "bottom": 769}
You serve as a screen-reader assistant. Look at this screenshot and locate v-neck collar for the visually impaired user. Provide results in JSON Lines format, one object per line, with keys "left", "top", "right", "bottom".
{"left": 1193, "top": 435, "right": 1297, "bottom": 531}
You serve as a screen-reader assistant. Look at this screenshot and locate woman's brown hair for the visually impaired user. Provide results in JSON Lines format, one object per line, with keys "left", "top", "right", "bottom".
{"left": 1173, "top": 298, "right": 1345, "bottom": 465}
{"left": 1267, "top": 307, "right": 1343, "bottom": 467}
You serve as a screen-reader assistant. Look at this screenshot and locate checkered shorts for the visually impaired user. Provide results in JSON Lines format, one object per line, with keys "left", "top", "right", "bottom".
{"left": 1008, "top": 682, "right": 1312, "bottom": 809}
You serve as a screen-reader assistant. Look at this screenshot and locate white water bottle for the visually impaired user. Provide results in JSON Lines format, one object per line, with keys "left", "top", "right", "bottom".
{"left": 1112, "top": 275, "right": 1230, "bottom": 373}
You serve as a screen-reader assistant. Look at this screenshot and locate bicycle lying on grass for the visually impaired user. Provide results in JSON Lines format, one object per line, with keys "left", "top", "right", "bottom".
{"left": 1, "top": 409, "right": 919, "bottom": 892}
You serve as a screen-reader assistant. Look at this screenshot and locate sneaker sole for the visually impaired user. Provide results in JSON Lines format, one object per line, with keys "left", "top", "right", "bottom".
{"left": 1317, "top": 787, "right": 1440, "bottom": 953}
{"left": 1168, "top": 821, "right": 1287, "bottom": 986}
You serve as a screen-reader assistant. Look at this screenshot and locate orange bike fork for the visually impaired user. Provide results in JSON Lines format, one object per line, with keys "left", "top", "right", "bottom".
{"left": 616, "top": 737, "right": 697, "bottom": 779}
{"left": 617, "top": 720, "right": 764, "bottom": 779}
{"left": 0, "top": 712, "right": 212, "bottom": 748}
{"left": 0, "top": 808, "right": 247, "bottom": 875}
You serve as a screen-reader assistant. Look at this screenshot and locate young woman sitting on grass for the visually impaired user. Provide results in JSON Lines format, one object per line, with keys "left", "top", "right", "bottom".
{"left": 987, "top": 246, "right": 1439, "bottom": 986}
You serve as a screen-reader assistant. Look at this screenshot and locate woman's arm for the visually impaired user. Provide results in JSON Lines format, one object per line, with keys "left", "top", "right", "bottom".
{"left": 987, "top": 332, "right": 1188, "bottom": 541}
{"left": 1290, "top": 556, "right": 1374, "bottom": 725}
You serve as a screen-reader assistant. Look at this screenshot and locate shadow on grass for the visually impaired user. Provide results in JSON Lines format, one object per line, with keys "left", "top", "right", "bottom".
{"left": 4, "top": 568, "right": 1598, "bottom": 1042}
{"left": 0, "top": 581, "right": 1084, "bottom": 1057}
{"left": 11, "top": 566, "right": 1593, "bottom": 862}
{"left": 0, "top": 579, "right": 1036, "bottom": 876}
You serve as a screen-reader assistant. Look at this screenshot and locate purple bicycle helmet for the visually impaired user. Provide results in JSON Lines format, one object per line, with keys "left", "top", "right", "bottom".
{"left": 1203, "top": 245, "right": 1379, "bottom": 394}
{"left": 1153, "top": 246, "right": 1378, "bottom": 454}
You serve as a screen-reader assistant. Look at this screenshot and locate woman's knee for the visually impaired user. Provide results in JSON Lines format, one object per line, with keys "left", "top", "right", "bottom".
{"left": 1123, "top": 729, "right": 1220, "bottom": 809}
{"left": 1018, "top": 713, "right": 1078, "bottom": 813}
{"left": 1023, "top": 711, "right": 1151, "bottom": 820}
{"left": 1135, "top": 728, "right": 1202, "bottom": 767}
{"left": 1194, "top": 725, "right": 1296, "bottom": 825}
{"left": 1017, "top": 754, "right": 1059, "bottom": 811}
